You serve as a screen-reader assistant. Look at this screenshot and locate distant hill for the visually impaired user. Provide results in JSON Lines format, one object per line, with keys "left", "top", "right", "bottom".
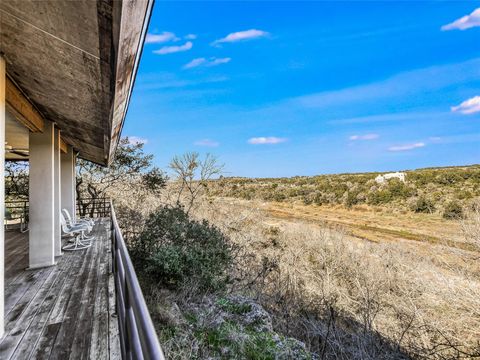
{"left": 209, "top": 165, "right": 480, "bottom": 217}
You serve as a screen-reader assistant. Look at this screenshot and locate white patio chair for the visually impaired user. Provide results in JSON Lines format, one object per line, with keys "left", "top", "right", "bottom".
{"left": 62, "top": 209, "right": 95, "bottom": 241}
{"left": 61, "top": 213, "right": 92, "bottom": 251}
{"left": 62, "top": 209, "right": 94, "bottom": 235}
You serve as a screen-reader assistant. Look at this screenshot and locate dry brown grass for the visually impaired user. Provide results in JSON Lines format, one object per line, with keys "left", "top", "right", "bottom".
{"left": 462, "top": 203, "right": 480, "bottom": 248}
{"left": 114, "top": 179, "right": 480, "bottom": 358}
{"left": 189, "top": 197, "right": 480, "bottom": 359}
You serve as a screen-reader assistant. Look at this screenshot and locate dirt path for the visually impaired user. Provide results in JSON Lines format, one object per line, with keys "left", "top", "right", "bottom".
{"left": 217, "top": 198, "right": 477, "bottom": 253}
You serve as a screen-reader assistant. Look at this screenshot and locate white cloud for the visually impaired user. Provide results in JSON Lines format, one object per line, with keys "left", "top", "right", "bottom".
{"left": 135, "top": 72, "right": 229, "bottom": 91}
{"left": 127, "top": 136, "right": 148, "bottom": 145}
{"left": 153, "top": 41, "right": 193, "bottom": 55}
{"left": 185, "top": 34, "right": 197, "bottom": 40}
{"left": 145, "top": 32, "right": 179, "bottom": 44}
{"left": 349, "top": 133, "right": 379, "bottom": 141}
{"left": 184, "top": 58, "right": 207, "bottom": 69}
{"left": 183, "top": 57, "right": 231, "bottom": 69}
{"left": 248, "top": 137, "right": 287, "bottom": 145}
{"left": 209, "top": 57, "right": 231, "bottom": 66}
{"left": 194, "top": 139, "right": 219, "bottom": 147}
{"left": 451, "top": 95, "right": 480, "bottom": 114}
{"left": 388, "top": 142, "right": 425, "bottom": 152}
{"left": 213, "top": 29, "right": 269, "bottom": 45}
{"left": 441, "top": 8, "right": 480, "bottom": 31}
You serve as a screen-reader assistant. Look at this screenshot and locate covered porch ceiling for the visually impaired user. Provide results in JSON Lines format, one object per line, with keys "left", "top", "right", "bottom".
{"left": 0, "top": 0, "right": 153, "bottom": 165}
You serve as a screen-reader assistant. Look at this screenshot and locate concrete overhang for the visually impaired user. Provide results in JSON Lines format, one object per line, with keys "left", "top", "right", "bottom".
{"left": 0, "top": 0, "right": 153, "bottom": 165}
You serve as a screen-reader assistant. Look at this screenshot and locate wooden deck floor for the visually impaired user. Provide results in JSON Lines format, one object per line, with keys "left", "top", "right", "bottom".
{"left": 0, "top": 219, "right": 120, "bottom": 359}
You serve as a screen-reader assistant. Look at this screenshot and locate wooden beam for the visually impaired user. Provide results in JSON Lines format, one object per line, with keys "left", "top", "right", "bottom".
{"left": 5, "top": 77, "right": 44, "bottom": 132}
{"left": 60, "top": 136, "right": 68, "bottom": 154}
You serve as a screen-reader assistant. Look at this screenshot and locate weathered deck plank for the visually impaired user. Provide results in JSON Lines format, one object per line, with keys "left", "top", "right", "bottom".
{"left": 107, "top": 225, "right": 121, "bottom": 359}
{"left": 89, "top": 225, "right": 110, "bottom": 360}
{"left": 67, "top": 231, "right": 103, "bottom": 359}
{"left": 9, "top": 251, "right": 74, "bottom": 359}
{"left": 0, "top": 219, "right": 119, "bottom": 360}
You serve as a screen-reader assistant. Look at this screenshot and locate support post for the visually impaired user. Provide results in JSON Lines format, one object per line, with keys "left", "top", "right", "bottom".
{"left": 61, "top": 146, "right": 76, "bottom": 224}
{"left": 0, "top": 55, "right": 6, "bottom": 338}
{"left": 54, "top": 127, "right": 61, "bottom": 256}
{"left": 73, "top": 152, "right": 77, "bottom": 220}
{"left": 29, "top": 121, "right": 55, "bottom": 268}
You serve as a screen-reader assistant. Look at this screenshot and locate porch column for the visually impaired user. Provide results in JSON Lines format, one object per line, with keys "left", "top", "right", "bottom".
{"left": 29, "top": 121, "right": 55, "bottom": 268}
{"left": 61, "top": 146, "right": 75, "bottom": 223}
{"left": 73, "top": 151, "right": 77, "bottom": 220}
{"left": 0, "top": 55, "right": 6, "bottom": 337}
{"left": 53, "top": 127, "right": 61, "bottom": 256}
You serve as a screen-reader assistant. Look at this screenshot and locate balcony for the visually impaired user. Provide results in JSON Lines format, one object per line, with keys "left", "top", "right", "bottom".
{"left": 0, "top": 204, "right": 164, "bottom": 359}
{"left": 0, "top": 1, "right": 159, "bottom": 357}
{"left": 1, "top": 218, "right": 118, "bottom": 358}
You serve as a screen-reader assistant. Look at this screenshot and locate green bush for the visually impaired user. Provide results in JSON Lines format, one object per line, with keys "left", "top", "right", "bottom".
{"left": 367, "top": 189, "right": 391, "bottom": 205}
{"left": 442, "top": 201, "right": 464, "bottom": 220}
{"left": 411, "top": 197, "right": 435, "bottom": 213}
{"left": 345, "top": 191, "right": 359, "bottom": 207}
{"left": 130, "top": 205, "right": 234, "bottom": 293}
{"left": 272, "top": 191, "right": 286, "bottom": 202}
{"left": 313, "top": 192, "right": 326, "bottom": 206}
{"left": 386, "top": 179, "right": 414, "bottom": 200}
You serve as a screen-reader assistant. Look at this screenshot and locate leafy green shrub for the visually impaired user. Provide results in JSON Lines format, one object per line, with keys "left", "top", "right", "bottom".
{"left": 302, "top": 195, "right": 313, "bottom": 205}
{"left": 443, "top": 201, "right": 464, "bottom": 220}
{"left": 368, "top": 179, "right": 415, "bottom": 205}
{"left": 345, "top": 191, "right": 359, "bottom": 207}
{"left": 130, "top": 205, "right": 234, "bottom": 293}
{"left": 367, "top": 189, "right": 392, "bottom": 205}
{"left": 386, "top": 179, "right": 414, "bottom": 200}
{"left": 313, "top": 192, "right": 327, "bottom": 206}
{"left": 436, "top": 172, "right": 463, "bottom": 185}
{"left": 272, "top": 191, "right": 286, "bottom": 202}
{"left": 411, "top": 197, "right": 435, "bottom": 213}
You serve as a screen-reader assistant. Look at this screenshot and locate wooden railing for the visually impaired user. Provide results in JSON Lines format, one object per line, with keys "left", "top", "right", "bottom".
{"left": 5, "top": 199, "right": 28, "bottom": 218}
{"left": 5, "top": 199, "right": 29, "bottom": 231}
{"left": 110, "top": 202, "right": 165, "bottom": 360}
{"left": 76, "top": 197, "right": 111, "bottom": 218}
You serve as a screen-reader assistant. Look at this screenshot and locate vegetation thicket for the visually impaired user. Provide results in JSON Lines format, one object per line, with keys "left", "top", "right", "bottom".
{"left": 208, "top": 166, "right": 480, "bottom": 217}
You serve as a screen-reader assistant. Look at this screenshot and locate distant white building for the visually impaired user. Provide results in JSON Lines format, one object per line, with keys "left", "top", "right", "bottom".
{"left": 375, "top": 172, "right": 406, "bottom": 184}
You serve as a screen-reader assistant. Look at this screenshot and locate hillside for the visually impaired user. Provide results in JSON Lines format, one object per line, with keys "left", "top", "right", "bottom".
{"left": 209, "top": 165, "right": 480, "bottom": 217}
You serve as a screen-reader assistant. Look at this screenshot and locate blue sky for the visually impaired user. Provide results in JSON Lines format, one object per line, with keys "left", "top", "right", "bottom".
{"left": 123, "top": 1, "right": 480, "bottom": 177}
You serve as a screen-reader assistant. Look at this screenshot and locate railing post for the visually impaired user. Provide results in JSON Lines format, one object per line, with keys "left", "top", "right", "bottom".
{"left": 111, "top": 206, "right": 115, "bottom": 274}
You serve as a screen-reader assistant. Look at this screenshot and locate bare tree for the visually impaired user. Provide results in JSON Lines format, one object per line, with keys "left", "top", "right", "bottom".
{"left": 76, "top": 137, "right": 167, "bottom": 216}
{"left": 5, "top": 161, "right": 29, "bottom": 199}
{"left": 169, "top": 152, "right": 224, "bottom": 213}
